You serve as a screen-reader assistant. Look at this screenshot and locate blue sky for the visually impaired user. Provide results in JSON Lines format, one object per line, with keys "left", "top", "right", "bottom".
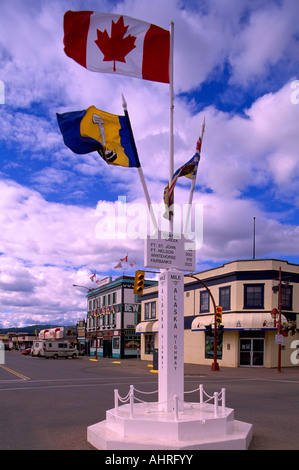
{"left": 0, "top": 0, "right": 299, "bottom": 327}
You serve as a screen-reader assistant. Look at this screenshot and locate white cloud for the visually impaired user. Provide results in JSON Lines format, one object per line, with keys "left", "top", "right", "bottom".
{"left": 229, "top": 0, "right": 299, "bottom": 86}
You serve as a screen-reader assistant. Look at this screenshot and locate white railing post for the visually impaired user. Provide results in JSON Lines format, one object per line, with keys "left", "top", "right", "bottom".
{"left": 174, "top": 395, "right": 179, "bottom": 421}
{"left": 214, "top": 392, "right": 218, "bottom": 417}
{"left": 114, "top": 389, "right": 119, "bottom": 413}
{"left": 130, "top": 385, "right": 134, "bottom": 419}
{"left": 221, "top": 388, "right": 226, "bottom": 413}
{"left": 199, "top": 384, "right": 203, "bottom": 405}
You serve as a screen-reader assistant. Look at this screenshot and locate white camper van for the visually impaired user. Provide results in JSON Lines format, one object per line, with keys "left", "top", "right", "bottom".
{"left": 32, "top": 339, "right": 79, "bottom": 359}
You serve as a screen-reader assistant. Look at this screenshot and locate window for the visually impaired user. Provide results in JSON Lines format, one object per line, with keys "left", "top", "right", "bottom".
{"left": 144, "top": 302, "right": 156, "bottom": 319}
{"left": 244, "top": 284, "right": 264, "bottom": 309}
{"left": 281, "top": 285, "right": 293, "bottom": 310}
{"left": 144, "top": 334, "right": 154, "bottom": 354}
{"left": 219, "top": 286, "right": 231, "bottom": 310}
{"left": 200, "top": 291, "right": 209, "bottom": 312}
{"left": 112, "top": 292, "right": 117, "bottom": 304}
{"left": 205, "top": 330, "right": 222, "bottom": 359}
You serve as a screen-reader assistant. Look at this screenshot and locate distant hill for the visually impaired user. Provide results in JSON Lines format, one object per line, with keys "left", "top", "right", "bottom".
{"left": 0, "top": 324, "right": 75, "bottom": 334}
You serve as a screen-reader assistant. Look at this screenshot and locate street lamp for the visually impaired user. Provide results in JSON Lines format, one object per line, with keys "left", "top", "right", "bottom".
{"left": 73, "top": 284, "right": 99, "bottom": 360}
{"left": 272, "top": 267, "right": 290, "bottom": 373}
{"left": 185, "top": 274, "right": 220, "bottom": 372}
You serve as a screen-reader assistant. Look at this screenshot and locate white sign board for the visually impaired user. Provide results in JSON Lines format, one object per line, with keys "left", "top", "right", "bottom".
{"left": 145, "top": 231, "right": 195, "bottom": 272}
{"left": 0, "top": 341, "right": 4, "bottom": 365}
{"left": 275, "top": 334, "right": 284, "bottom": 345}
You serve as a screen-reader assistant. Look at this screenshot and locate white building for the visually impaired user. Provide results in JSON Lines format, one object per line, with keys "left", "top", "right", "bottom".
{"left": 86, "top": 275, "right": 157, "bottom": 358}
{"left": 137, "top": 259, "right": 299, "bottom": 368}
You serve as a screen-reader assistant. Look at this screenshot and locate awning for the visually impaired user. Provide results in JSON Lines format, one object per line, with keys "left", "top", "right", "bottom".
{"left": 152, "top": 321, "right": 159, "bottom": 333}
{"left": 191, "top": 313, "right": 288, "bottom": 331}
{"left": 135, "top": 321, "right": 155, "bottom": 334}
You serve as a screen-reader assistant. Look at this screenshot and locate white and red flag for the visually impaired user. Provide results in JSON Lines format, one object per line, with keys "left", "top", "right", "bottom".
{"left": 63, "top": 11, "right": 170, "bottom": 83}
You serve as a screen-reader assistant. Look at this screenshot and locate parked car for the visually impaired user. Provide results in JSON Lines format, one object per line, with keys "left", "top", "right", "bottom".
{"left": 21, "top": 347, "right": 32, "bottom": 355}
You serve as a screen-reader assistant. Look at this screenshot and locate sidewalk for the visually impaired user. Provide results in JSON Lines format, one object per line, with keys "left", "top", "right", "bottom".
{"left": 85, "top": 355, "right": 299, "bottom": 379}
{"left": 183, "top": 361, "right": 299, "bottom": 379}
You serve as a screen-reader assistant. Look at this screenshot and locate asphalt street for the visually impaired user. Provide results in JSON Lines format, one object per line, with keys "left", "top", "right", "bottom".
{"left": 1, "top": 350, "right": 299, "bottom": 451}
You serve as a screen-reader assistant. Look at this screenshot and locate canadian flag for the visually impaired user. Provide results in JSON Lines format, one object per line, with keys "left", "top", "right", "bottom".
{"left": 64, "top": 11, "right": 170, "bottom": 83}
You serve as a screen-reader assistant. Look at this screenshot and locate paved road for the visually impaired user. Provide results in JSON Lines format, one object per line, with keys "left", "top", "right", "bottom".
{"left": 1, "top": 350, "right": 299, "bottom": 450}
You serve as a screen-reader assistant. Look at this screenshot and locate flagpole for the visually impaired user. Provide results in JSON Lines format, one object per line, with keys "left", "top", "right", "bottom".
{"left": 122, "top": 94, "right": 158, "bottom": 234}
{"left": 169, "top": 21, "right": 174, "bottom": 235}
{"left": 184, "top": 118, "right": 205, "bottom": 235}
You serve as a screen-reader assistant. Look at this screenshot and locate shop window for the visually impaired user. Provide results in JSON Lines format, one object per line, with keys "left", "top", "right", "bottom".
{"left": 219, "top": 286, "right": 231, "bottom": 310}
{"left": 144, "top": 334, "right": 154, "bottom": 354}
{"left": 205, "top": 331, "right": 222, "bottom": 359}
{"left": 200, "top": 291, "right": 209, "bottom": 312}
{"left": 244, "top": 284, "right": 264, "bottom": 309}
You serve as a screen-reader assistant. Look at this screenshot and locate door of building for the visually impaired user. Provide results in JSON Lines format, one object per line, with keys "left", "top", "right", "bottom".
{"left": 239, "top": 338, "right": 264, "bottom": 366}
{"left": 103, "top": 340, "right": 112, "bottom": 358}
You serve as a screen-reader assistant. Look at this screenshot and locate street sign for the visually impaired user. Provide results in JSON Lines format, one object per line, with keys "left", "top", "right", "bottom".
{"left": 275, "top": 334, "right": 284, "bottom": 345}
{"left": 0, "top": 341, "right": 5, "bottom": 365}
{"left": 145, "top": 231, "right": 196, "bottom": 271}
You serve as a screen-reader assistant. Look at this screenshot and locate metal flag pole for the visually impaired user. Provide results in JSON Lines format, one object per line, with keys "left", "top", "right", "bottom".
{"left": 169, "top": 21, "right": 174, "bottom": 235}
{"left": 183, "top": 117, "right": 206, "bottom": 235}
{"left": 121, "top": 94, "right": 158, "bottom": 233}
{"left": 253, "top": 217, "right": 256, "bottom": 259}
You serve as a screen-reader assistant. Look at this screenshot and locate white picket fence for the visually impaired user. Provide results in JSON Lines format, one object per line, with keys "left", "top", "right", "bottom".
{"left": 113, "top": 384, "right": 226, "bottom": 421}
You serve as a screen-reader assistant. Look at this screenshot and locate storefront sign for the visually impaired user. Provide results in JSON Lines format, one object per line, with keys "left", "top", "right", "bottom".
{"left": 77, "top": 328, "right": 85, "bottom": 338}
{"left": 95, "top": 276, "right": 112, "bottom": 288}
{"left": 124, "top": 303, "right": 140, "bottom": 313}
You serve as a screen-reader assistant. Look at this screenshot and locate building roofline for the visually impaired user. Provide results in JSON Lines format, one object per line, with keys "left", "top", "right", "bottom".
{"left": 192, "top": 258, "right": 299, "bottom": 277}
{"left": 87, "top": 274, "right": 157, "bottom": 297}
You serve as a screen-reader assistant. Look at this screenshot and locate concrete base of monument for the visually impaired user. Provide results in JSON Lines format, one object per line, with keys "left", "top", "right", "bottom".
{"left": 87, "top": 401, "right": 253, "bottom": 450}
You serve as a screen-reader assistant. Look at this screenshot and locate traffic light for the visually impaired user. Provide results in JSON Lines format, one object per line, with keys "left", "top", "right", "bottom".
{"left": 134, "top": 270, "right": 145, "bottom": 295}
{"left": 215, "top": 306, "right": 222, "bottom": 324}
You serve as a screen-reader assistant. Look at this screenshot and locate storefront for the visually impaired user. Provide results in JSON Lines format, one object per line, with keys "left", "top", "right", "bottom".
{"left": 190, "top": 312, "right": 290, "bottom": 367}
{"left": 89, "top": 329, "right": 140, "bottom": 358}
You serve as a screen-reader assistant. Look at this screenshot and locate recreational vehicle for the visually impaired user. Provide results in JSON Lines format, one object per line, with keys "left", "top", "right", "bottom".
{"left": 32, "top": 339, "right": 79, "bottom": 359}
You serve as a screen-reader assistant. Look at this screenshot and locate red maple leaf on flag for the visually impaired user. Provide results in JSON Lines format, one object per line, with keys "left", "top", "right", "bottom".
{"left": 95, "top": 16, "right": 137, "bottom": 72}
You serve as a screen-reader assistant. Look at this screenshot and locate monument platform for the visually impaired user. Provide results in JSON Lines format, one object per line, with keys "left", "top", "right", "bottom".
{"left": 87, "top": 400, "right": 253, "bottom": 450}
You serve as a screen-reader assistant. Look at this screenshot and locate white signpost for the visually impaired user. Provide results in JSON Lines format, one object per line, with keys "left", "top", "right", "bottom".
{"left": 158, "top": 270, "right": 184, "bottom": 411}
{"left": 145, "top": 231, "right": 190, "bottom": 411}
